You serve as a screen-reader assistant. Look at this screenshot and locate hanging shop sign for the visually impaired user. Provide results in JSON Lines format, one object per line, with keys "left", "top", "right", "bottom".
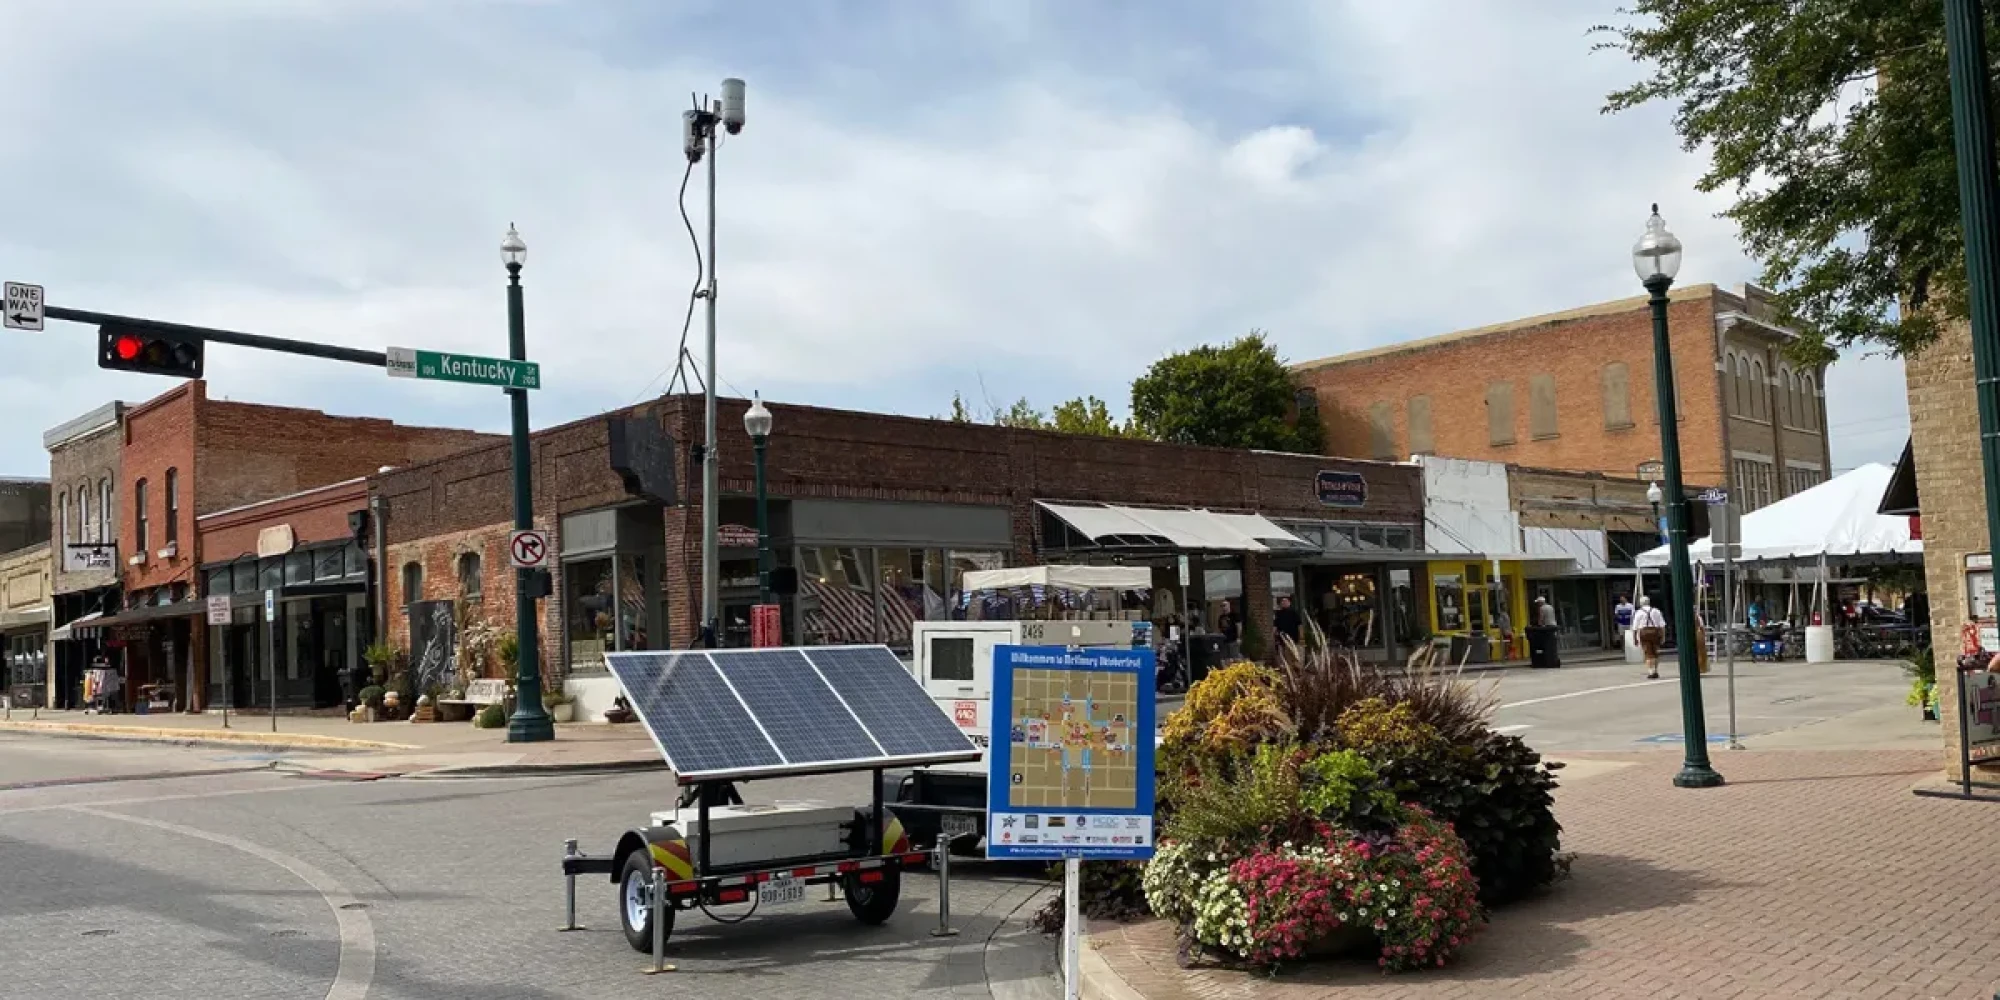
{"left": 1314, "top": 470, "right": 1368, "bottom": 508}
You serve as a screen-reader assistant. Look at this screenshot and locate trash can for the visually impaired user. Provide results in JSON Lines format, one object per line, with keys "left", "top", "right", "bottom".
{"left": 1527, "top": 626, "right": 1561, "bottom": 669}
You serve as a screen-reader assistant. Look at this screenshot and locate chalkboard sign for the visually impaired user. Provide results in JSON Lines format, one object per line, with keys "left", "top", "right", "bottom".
{"left": 409, "top": 600, "right": 457, "bottom": 695}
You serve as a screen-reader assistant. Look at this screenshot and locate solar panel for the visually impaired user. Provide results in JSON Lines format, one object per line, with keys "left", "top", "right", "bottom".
{"left": 605, "top": 644, "right": 979, "bottom": 782}
{"left": 806, "top": 646, "right": 981, "bottom": 758}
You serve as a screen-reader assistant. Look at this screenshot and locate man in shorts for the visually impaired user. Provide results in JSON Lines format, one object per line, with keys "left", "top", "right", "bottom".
{"left": 1633, "top": 595, "right": 1668, "bottom": 679}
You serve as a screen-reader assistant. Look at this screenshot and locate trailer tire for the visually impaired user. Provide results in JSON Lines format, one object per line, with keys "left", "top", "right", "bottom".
{"left": 843, "top": 869, "right": 901, "bottom": 925}
{"left": 619, "top": 852, "right": 675, "bottom": 953}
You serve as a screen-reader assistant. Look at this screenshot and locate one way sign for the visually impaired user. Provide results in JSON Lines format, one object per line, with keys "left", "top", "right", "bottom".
{"left": 3, "top": 282, "right": 44, "bottom": 331}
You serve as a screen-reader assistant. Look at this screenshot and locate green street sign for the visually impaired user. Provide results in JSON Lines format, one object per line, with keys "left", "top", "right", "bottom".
{"left": 386, "top": 346, "right": 540, "bottom": 390}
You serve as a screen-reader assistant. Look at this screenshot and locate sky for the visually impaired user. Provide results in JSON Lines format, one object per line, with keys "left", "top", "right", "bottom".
{"left": 0, "top": 0, "right": 1912, "bottom": 479}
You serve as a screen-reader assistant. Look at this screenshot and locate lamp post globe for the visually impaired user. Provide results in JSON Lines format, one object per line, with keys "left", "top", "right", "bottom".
{"left": 1633, "top": 205, "right": 1720, "bottom": 788}
{"left": 746, "top": 392, "right": 775, "bottom": 608}
{"left": 501, "top": 223, "right": 526, "bottom": 269}
{"left": 743, "top": 393, "right": 773, "bottom": 439}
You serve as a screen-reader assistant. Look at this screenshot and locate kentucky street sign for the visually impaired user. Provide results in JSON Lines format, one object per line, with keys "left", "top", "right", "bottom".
{"left": 386, "top": 346, "right": 540, "bottom": 390}
{"left": 509, "top": 529, "right": 550, "bottom": 569}
{"left": 3, "top": 281, "right": 45, "bottom": 331}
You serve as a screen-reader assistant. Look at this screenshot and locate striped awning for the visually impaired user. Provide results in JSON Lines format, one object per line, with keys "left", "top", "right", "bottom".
{"left": 800, "top": 577, "right": 921, "bottom": 645}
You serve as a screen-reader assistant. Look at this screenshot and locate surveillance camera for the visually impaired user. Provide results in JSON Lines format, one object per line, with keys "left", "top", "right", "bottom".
{"left": 720, "top": 77, "right": 746, "bottom": 134}
{"left": 682, "top": 109, "right": 704, "bottom": 162}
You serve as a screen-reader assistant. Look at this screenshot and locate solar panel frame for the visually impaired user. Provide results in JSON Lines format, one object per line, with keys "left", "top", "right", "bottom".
{"left": 606, "top": 644, "right": 980, "bottom": 784}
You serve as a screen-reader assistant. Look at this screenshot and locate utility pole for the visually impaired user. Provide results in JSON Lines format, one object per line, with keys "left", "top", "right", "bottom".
{"left": 684, "top": 78, "right": 746, "bottom": 648}
{"left": 1942, "top": 0, "right": 2000, "bottom": 579}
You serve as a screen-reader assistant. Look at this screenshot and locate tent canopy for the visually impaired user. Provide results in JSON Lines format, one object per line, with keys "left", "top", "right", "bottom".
{"left": 1637, "top": 463, "right": 1921, "bottom": 568}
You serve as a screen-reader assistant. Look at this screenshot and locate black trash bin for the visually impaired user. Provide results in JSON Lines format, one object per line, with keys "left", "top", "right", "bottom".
{"left": 1526, "top": 626, "right": 1561, "bottom": 668}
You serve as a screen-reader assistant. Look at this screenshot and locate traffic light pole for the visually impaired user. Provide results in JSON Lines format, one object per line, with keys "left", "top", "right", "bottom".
{"left": 45, "top": 306, "right": 390, "bottom": 368}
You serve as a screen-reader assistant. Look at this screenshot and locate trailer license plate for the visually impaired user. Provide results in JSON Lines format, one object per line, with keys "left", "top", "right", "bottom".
{"left": 758, "top": 875, "right": 804, "bottom": 907}
{"left": 943, "top": 813, "right": 979, "bottom": 840}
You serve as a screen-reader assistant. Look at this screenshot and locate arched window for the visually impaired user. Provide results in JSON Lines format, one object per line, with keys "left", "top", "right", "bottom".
{"left": 99, "top": 479, "right": 112, "bottom": 542}
{"left": 458, "top": 551, "right": 483, "bottom": 599}
{"left": 78, "top": 482, "right": 93, "bottom": 546}
{"left": 1803, "top": 374, "right": 1818, "bottom": 429}
{"left": 1732, "top": 354, "right": 1749, "bottom": 413}
{"left": 402, "top": 561, "right": 423, "bottom": 610}
{"left": 1750, "top": 359, "right": 1765, "bottom": 419}
{"left": 57, "top": 490, "right": 68, "bottom": 546}
{"left": 1778, "top": 367, "right": 1793, "bottom": 425}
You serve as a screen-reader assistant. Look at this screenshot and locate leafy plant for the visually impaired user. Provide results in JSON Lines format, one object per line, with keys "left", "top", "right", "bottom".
{"left": 1298, "top": 749, "right": 1399, "bottom": 829}
{"left": 1028, "top": 861, "right": 1152, "bottom": 933}
{"left": 356, "top": 686, "right": 385, "bottom": 709}
{"left": 542, "top": 686, "right": 572, "bottom": 708}
{"left": 363, "top": 643, "right": 403, "bottom": 686}
{"left": 1159, "top": 663, "right": 1291, "bottom": 778}
{"left": 474, "top": 702, "right": 507, "bottom": 729}
{"left": 457, "top": 613, "right": 505, "bottom": 684}
{"left": 1164, "top": 743, "right": 1305, "bottom": 848}
{"left": 496, "top": 631, "right": 520, "bottom": 673}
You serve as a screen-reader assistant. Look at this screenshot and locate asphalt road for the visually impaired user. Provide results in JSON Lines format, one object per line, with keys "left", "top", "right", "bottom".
{"left": 0, "top": 655, "right": 1920, "bottom": 999}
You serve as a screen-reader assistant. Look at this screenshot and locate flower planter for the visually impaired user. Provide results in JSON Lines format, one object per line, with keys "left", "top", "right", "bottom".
{"left": 550, "top": 702, "right": 574, "bottom": 723}
{"left": 1304, "top": 925, "right": 1376, "bottom": 959}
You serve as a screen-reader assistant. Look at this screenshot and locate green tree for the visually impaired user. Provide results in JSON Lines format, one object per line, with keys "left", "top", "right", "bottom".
{"left": 946, "top": 391, "right": 974, "bottom": 423}
{"left": 1597, "top": 2, "right": 1969, "bottom": 360}
{"left": 996, "top": 397, "right": 1047, "bottom": 429}
{"left": 1128, "top": 332, "right": 1325, "bottom": 452}
{"left": 1049, "top": 395, "right": 1130, "bottom": 437}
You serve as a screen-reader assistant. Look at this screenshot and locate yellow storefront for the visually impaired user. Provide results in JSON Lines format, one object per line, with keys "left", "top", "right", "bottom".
{"left": 1424, "top": 558, "right": 1529, "bottom": 662}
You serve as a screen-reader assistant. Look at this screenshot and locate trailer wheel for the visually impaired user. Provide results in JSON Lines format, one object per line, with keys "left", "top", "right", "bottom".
{"left": 843, "top": 869, "right": 901, "bottom": 925}
{"left": 619, "top": 853, "right": 675, "bottom": 953}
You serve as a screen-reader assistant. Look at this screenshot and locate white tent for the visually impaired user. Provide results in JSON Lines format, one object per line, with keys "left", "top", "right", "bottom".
{"left": 960, "top": 565, "right": 1153, "bottom": 592}
{"left": 1637, "top": 463, "right": 1921, "bottom": 567}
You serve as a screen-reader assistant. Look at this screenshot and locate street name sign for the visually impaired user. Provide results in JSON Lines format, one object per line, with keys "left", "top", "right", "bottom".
{"left": 386, "top": 346, "right": 540, "bottom": 390}
{"left": 509, "top": 529, "right": 550, "bottom": 569}
{"left": 4, "top": 281, "right": 44, "bottom": 331}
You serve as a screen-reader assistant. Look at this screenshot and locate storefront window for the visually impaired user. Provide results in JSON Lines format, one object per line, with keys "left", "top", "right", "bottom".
{"left": 1465, "top": 565, "right": 1487, "bottom": 633}
{"left": 285, "top": 552, "right": 313, "bottom": 587}
{"left": 205, "top": 568, "right": 231, "bottom": 596}
{"left": 232, "top": 560, "right": 256, "bottom": 594}
{"left": 947, "top": 550, "right": 1006, "bottom": 620}
{"left": 1390, "top": 569, "right": 1419, "bottom": 644}
{"left": 617, "top": 556, "right": 651, "bottom": 650}
{"left": 798, "top": 547, "right": 878, "bottom": 646}
{"left": 565, "top": 558, "right": 614, "bottom": 674}
{"left": 260, "top": 558, "right": 283, "bottom": 592}
{"left": 1434, "top": 573, "right": 1465, "bottom": 632}
{"left": 879, "top": 548, "right": 937, "bottom": 649}
{"left": 345, "top": 541, "right": 368, "bottom": 578}
{"left": 315, "top": 546, "right": 345, "bottom": 582}
{"left": 1327, "top": 571, "right": 1379, "bottom": 646}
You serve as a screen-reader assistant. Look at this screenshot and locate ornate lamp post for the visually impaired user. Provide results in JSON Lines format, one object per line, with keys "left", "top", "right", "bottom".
{"left": 1633, "top": 206, "right": 1722, "bottom": 788}
{"left": 502, "top": 223, "right": 552, "bottom": 743}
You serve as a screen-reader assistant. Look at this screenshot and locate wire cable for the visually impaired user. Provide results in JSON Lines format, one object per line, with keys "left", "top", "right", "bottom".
{"left": 631, "top": 152, "right": 706, "bottom": 403}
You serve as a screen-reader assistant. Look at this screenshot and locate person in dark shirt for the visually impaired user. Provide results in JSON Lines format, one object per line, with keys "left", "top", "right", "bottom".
{"left": 1217, "top": 600, "right": 1240, "bottom": 660}
{"left": 1274, "top": 596, "right": 1301, "bottom": 647}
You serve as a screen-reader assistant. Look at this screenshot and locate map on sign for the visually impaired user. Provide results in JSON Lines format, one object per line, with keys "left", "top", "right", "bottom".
{"left": 1008, "top": 668, "right": 1137, "bottom": 810}
{"left": 985, "top": 645, "right": 1156, "bottom": 862}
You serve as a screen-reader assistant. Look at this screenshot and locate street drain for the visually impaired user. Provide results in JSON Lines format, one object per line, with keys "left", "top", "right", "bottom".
{"left": 339, "top": 903, "right": 368, "bottom": 910}
{"left": 271, "top": 930, "right": 305, "bottom": 939}
{"left": 82, "top": 929, "right": 115, "bottom": 937}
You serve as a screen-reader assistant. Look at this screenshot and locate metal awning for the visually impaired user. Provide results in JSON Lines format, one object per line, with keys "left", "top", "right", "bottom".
{"left": 1878, "top": 438, "right": 1919, "bottom": 516}
{"left": 1036, "top": 501, "right": 1316, "bottom": 554}
{"left": 85, "top": 601, "right": 205, "bottom": 631}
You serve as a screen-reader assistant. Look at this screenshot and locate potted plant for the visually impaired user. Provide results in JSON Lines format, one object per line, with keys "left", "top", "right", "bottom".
{"left": 355, "top": 685, "right": 385, "bottom": 723}
{"left": 1905, "top": 648, "right": 1937, "bottom": 721}
{"left": 544, "top": 686, "right": 575, "bottom": 723}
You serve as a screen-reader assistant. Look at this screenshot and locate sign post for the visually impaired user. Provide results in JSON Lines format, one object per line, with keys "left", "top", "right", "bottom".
{"left": 3, "top": 281, "right": 45, "bottom": 331}
{"left": 207, "top": 596, "right": 233, "bottom": 728}
{"left": 386, "top": 346, "right": 541, "bottom": 390}
{"left": 986, "top": 645, "right": 1157, "bottom": 1000}
{"left": 1705, "top": 494, "right": 1742, "bottom": 749}
{"left": 265, "top": 589, "right": 278, "bottom": 733}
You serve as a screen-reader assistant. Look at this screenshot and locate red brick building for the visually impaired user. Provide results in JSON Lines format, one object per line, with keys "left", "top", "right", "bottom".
{"left": 375, "top": 394, "right": 1426, "bottom": 719}
{"left": 94, "top": 381, "right": 498, "bottom": 711}
{"left": 1294, "top": 284, "right": 1833, "bottom": 512}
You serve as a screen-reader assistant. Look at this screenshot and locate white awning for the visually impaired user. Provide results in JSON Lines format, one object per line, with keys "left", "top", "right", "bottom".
{"left": 1637, "top": 463, "right": 1922, "bottom": 567}
{"left": 48, "top": 610, "right": 104, "bottom": 642}
{"left": 1037, "top": 501, "right": 1315, "bottom": 554}
{"left": 961, "top": 565, "right": 1154, "bottom": 591}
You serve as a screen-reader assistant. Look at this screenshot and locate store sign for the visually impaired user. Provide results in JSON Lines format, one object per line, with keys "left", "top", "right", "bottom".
{"left": 1315, "top": 470, "right": 1368, "bottom": 508}
{"left": 606, "top": 413, "right": 678, "bottom": 505}
{"left": 256, "top": 525, "right": 296, "bottom": 558}
{"left": 63, "top": 544, "right": 115, "bottom": 573}
{"left": 718, "top": 524, "right": 760, "bottom": 548}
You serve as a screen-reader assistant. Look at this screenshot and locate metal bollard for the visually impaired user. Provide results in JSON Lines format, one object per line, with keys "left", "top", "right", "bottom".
{"left": 930, "top": 830, "right": 959, "bottom": 938}
{"left": 644, "top": 865, "right": 675, "bottom": 974}
{"left": 559, "top": 840, "right": 582, "bottom": 931}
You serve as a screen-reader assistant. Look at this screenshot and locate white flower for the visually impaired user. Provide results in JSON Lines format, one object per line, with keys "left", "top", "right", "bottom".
{"left": 1387, "top": 909, "right": 1397, "bottom": 917}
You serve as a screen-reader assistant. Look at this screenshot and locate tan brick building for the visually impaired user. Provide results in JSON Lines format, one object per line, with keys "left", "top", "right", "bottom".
{"left": 1902, "top": 319, "right": 1990, "bottom": 771}
{"left": 1293, "top": 284, "right": 1834, "bottom": 512}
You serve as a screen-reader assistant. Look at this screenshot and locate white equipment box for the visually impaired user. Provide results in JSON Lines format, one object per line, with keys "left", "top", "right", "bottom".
{"left": 652, "top": 801, "right": 853, "bottom": 873}
{"left": 910, "top": 619, "right": 1138, "bottom": 775}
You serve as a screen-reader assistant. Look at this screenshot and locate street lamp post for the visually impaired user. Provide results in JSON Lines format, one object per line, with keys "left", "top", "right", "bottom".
{"left": 502, "top": 223, "right": 553, "bottom": 743}
{"left": 744, "top": 393, "right": 773, "bottom": 604}
{"left": 1633, "top": 205, "right": 1722, "bottom": 789}
{"left": 685, "top": 77, "right": 748, "bottom": 648}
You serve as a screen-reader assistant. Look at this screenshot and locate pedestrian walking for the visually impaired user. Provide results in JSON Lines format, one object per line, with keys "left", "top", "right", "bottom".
{"left": 1217, "top": 600, "right": 1240, "bottom": 661}
{"left": 1633, "top": 596, "right": 1667, "bottom": 679}
{"left": 1274, "top": 595, "right": 1301, "bottom": 646}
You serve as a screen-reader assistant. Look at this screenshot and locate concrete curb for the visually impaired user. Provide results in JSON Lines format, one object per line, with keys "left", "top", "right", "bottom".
{"left": 1078, "top": 934, "right": 1148, "bottom": 1000}
{"left": 0, "top": 720, "right": 416, "bottom": 752}
{"left": 405, "top": 758, "right": 670, "bottom": 779}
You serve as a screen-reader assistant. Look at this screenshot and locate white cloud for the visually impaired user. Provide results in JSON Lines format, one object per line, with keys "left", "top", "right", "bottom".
{"left": 0, "top": 0, "right": 1908, "bottom": 474}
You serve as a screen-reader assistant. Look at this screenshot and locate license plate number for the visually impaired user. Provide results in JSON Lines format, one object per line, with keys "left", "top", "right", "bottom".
{"left": 758, "top": 875, "right": 804, "bottom": 907}
{"left": 942, "top": 813, "right": 979, "bottom": 839}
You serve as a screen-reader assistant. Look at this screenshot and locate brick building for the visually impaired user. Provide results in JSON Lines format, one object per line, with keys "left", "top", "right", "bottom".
{"left": 375, "top": 394, "right": 1426, "bottom": 719}
{"left": 1899, "top": 319, "right": 1991, "bottom": 771}
{"left": 45, "top": 402, "right": 123, "bottom": 710}
{"left": 87, "top": 381, "right": 498, "bottom": 712}
{"left": 0, "top": 542, "right": 52, "bottom": 709}
{"left": 1294, "top": 284, "right": 1834, "bottom": 512}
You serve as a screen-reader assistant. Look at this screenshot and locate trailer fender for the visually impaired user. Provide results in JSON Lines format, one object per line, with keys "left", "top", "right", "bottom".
{"left": 875, "top": 808, "right": 912, "bottom": 855}
{"left": 608, "top": 825, "right": 694, "bottom": 885}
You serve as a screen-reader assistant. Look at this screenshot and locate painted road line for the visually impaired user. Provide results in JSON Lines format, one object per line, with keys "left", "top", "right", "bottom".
{"left": 1493, "top": 724, "right": 1533, "bottom": 734}
{"left": 1498, "top": 678, "right": 1674, "bottom": 711}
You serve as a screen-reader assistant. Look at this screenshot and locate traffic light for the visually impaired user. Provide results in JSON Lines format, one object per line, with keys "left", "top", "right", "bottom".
{"left": 98, "top": 324, "right": 203, "bottom": 379}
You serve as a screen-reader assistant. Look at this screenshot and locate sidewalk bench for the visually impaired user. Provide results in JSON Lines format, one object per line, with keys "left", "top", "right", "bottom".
{"left": 437, "top": 678, "right": 509, "bottom": 722}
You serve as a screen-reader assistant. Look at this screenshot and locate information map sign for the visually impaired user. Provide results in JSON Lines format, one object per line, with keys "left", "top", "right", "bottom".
{"left": 985, "top": 645, "right": 1156, "bottom": 861}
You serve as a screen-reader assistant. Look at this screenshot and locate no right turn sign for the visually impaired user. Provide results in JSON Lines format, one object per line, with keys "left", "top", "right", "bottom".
{"left": 510, "top": 529, "right": 550, "bottom": 569}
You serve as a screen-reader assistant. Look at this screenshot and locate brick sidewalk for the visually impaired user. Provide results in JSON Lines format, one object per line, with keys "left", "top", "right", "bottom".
{"left": 1088, "top": 747, "right": 2000, "bottom": 1000}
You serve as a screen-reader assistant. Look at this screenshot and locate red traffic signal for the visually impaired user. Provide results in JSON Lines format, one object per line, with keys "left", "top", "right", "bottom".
{"left": 98, "top": 324, "right": 203, "bottom": 379}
